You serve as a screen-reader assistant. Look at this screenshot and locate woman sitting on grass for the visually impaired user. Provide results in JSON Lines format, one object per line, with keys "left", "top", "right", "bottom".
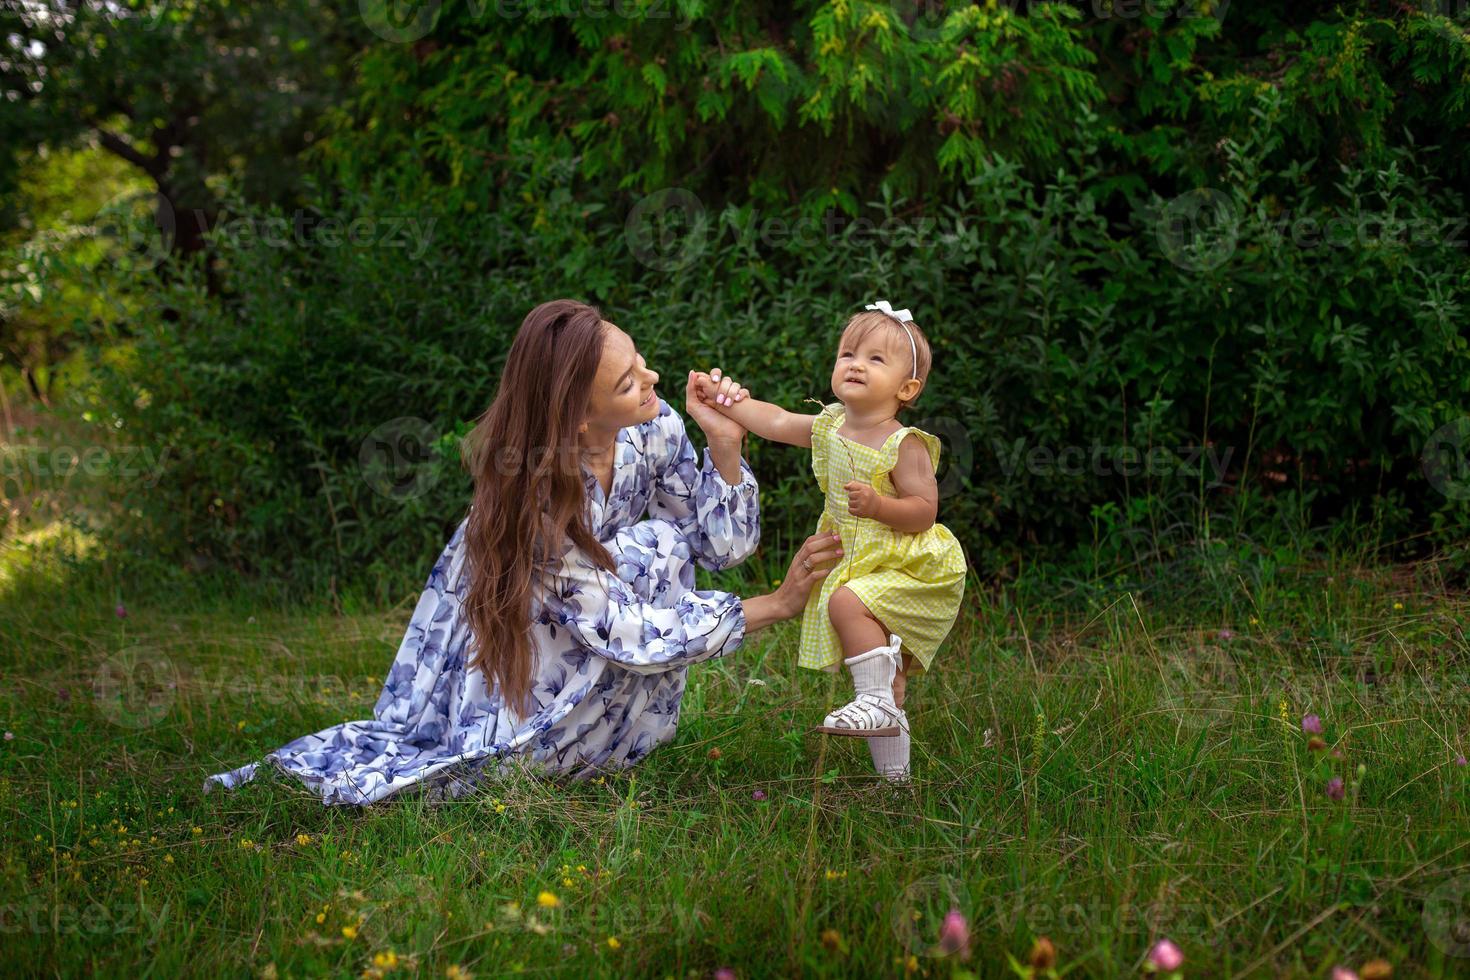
{"left": 203, "top": 299, "right": 839, "bottom": 806}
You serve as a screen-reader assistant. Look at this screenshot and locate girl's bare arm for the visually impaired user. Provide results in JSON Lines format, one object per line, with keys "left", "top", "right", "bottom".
{"left": 695, "top": 371, "right": 817, "bottom": 448}
{"left": 869, "top": 434, "right": 938, "bottom": 532}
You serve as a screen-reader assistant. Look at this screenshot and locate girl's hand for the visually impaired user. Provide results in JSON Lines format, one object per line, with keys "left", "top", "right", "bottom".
{"left": 772, "top": 531, "right": 844, "bottom": 619}
{"left": 844, "top": 481, "right": 882, "bottom": 519}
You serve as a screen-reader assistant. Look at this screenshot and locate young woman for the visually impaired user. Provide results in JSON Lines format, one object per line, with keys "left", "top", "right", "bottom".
{"left": 203, "top": 299, "right": 840, "bottom": 806}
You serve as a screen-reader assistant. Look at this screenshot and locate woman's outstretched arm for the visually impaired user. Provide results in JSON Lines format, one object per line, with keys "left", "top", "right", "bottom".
{"left": 648, "top": 396, "right": 761, "bottom": 570}
{"left": 548, "top": 531, "right": 842, "bottom": 674}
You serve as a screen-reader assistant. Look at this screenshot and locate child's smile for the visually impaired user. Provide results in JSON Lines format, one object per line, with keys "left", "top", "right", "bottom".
{"left": 830, "top": 326, "right": 917, "bottom": 410}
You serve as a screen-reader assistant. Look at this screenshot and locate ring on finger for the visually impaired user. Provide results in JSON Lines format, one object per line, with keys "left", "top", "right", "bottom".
{"left": 802, "top": 558, "right": 812, "bottom": 572}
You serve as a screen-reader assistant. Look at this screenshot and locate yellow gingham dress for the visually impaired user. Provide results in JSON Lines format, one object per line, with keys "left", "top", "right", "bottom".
{"left": 797, "top": 403, "right": 967, "bottom": 672}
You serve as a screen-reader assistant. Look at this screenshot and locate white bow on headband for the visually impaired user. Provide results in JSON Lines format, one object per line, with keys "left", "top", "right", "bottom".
{"left": 864, "top": 299, "right": 919, "bottom": 380}
{"left": 865, "top": 300, "right": 913, "bottom": 322}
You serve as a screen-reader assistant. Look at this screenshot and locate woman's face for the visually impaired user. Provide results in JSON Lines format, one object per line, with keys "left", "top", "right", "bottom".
{"left": 583, "top": 321, "right": 661, "bottom": 437}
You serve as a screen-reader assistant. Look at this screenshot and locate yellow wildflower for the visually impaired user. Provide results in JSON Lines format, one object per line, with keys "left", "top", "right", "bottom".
{"left": 607, "top": 936, "right": 621, "bottom": 950}
{"left": 536, "top": 891, "right": 560, "bottom": 909}
{"left": 342, "top": 924, "right": 358, "bottom": 939}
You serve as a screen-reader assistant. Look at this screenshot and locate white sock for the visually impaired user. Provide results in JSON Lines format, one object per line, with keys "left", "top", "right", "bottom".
{"left": 844, "top": 642, "right": 898, "bottom": 699}
{"left": 868, "top": 709, "right": 912, "bottom": 782}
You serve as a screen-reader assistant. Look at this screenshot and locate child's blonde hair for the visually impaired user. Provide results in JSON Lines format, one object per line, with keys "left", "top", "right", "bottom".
{"left": 838, "top": 310, "right": 933, "bottom": 411}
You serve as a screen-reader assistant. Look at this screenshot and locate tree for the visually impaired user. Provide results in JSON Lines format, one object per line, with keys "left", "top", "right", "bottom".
{"left": 0, "top": 0, "right": 368, "bottom": 281}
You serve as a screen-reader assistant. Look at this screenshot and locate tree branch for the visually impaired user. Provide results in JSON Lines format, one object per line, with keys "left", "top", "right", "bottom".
{"left": 93, "top": 125, "right": 162, "bottom": 177}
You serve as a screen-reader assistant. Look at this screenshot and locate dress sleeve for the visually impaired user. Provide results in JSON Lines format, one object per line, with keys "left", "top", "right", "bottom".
{"left": 539, "top": 542, "right": 747, "bottom": 676}
{"left": 810, "top": 403, "right": 845, "bottom": 494}
{"left": 646, "top": 399, "right": 761, "bottom": 571}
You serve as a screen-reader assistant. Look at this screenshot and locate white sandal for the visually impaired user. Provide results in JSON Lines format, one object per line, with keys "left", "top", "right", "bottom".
{"left": 813, "top": 635, "right": 904, "bottom": 738}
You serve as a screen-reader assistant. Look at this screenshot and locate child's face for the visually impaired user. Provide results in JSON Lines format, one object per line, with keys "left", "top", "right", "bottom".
{"left": 829, "top": 323, "right": 921, "bottom": 413}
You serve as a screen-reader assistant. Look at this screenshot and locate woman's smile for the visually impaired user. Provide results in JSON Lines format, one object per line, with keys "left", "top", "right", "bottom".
{"left": 640, "top": 387, "right": 657, "bottom": 407}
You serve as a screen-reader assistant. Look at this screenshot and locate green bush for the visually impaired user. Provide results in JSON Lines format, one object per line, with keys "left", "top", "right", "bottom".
{"left": 59, "top": 1, "right": 1470, "bottom": 594}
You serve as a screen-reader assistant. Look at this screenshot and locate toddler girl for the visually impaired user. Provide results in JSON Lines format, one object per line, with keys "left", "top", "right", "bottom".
{"left": 698, "top": 301, "right": 966, "bottom": 782}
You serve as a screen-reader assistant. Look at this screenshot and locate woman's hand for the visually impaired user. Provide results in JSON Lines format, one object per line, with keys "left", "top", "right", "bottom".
{"left": 684, "top": 369, "right": 748, "bottom": 448}
{"left": 772, "top": 531, "right": 844, "bottom": 618}
{"left": 740, "top": 532, "right": 845, "bottom": 634}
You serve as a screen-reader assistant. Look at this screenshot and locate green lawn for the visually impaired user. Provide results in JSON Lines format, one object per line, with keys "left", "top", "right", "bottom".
{"left": 1, "top": 531, "right": 1467, "bottom": 978}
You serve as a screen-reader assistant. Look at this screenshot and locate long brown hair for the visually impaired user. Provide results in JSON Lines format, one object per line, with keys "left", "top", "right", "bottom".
{"left": 459, "top": 299, "right": 616, "bottom": 719}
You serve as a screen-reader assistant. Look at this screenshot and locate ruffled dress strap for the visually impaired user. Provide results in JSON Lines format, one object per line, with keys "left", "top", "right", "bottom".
{"left": 809, "top": 402, "right": 846, "bottom": 494}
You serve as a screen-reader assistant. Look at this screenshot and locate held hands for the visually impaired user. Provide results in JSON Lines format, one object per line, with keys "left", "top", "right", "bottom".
{"left": 692, "top": 367, "right": 749, "bottom": 410}
{"left": 844, "top": 480, "right": 883, "bottom": 520}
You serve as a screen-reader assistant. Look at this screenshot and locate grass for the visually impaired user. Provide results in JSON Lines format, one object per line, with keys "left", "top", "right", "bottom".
{"left": 2, "top": 521, "right": 1468, "bottom": 979}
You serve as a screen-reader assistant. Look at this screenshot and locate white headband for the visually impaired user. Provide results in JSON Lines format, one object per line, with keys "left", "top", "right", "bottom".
{"left": 864, "top": 300, "right": 919, "bottom": 381}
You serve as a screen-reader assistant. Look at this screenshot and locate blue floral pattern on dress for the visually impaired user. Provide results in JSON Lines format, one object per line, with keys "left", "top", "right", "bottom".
{"left": 202, "top": 399, "right": 760, "bottom": 806}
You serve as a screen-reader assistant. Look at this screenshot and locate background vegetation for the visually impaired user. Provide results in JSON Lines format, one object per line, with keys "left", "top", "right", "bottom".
{"left": 2, "top": 0, "right": 1466, "bottom": 600}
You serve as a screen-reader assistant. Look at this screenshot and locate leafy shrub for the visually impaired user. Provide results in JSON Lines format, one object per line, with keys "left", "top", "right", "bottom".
{"left": 58, "top": 1, "right": 1470, "bottom": 594}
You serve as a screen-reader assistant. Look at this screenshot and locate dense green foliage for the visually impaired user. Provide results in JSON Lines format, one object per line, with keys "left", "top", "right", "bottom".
{"left": 6, "top": 1, "right": 1470, "bottom": 593}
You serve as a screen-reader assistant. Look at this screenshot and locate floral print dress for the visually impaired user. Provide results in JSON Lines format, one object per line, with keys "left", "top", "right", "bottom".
{"left": 202, "top": 399, "right": 760, "bottom": 806}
